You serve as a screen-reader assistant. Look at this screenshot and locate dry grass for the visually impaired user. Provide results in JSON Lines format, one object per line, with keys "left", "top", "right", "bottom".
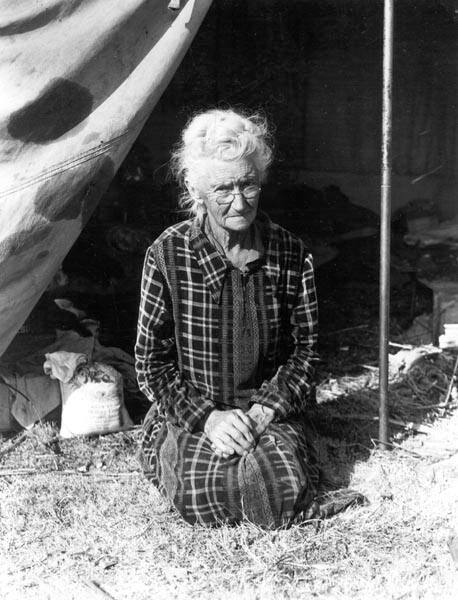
{"left": 1, "top": 391, "right": 458, "bottom": 599}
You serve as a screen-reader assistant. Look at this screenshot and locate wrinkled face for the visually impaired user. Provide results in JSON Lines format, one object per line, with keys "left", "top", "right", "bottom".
{"left": 191, "top": 158, "right": 261, "bottom": 233}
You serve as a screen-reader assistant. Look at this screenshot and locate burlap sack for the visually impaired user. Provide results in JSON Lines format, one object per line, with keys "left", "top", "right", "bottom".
{"left": 59, "top": 362, "right": 133, "bottom": 438}
{"left": 43, "top": 351, "right": 133, "bottom": 438}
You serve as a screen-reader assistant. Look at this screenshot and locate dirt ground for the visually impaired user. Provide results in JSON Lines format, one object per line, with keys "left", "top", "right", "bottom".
{"left": 1, "top": 393, "right": 457, "bottom": 600}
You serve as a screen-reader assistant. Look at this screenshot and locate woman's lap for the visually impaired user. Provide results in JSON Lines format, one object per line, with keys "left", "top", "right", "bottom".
{"left": 141, "top": 410, "right": 319, "bottom": 528}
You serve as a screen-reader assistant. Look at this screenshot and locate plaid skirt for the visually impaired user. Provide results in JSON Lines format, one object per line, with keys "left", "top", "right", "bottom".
{"left": 140, "top": 406, "right": 319, "bottom": 528}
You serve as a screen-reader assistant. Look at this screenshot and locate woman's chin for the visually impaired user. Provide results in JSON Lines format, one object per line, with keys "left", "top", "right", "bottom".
{"left": 224, "top": 214, "right": 255, "bottom": 231}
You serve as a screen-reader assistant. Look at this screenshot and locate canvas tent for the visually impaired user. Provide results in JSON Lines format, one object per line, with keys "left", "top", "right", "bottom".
{"left": 1, "top": 0, "right": 456, "bottom": 445}
{"left": 0, "top": 0, "right": 212, "bottom": 358}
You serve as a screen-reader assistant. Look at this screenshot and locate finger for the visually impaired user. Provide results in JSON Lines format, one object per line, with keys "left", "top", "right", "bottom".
{"left": 234, "top": 409, "right": 254, "bottom": 430}
{"left": 212, "top": 446, "right": 231, "bottom": 459}
{"left": 218, "top": 423, "right": 254, "bottom": 451}
{"left": 213, "top": 445, "right": 233, "bottom": 457}
{"left": 227, "top": 414, "right": 255, "bottom": 443}
{"left": 231, "top": 412, "right": 255, "bottom": 443}
{"left": 214, "top": 431, "right": 248, "bottom": 456}
{"left": 211, "top": 440, "right": 234, "bottom": 457}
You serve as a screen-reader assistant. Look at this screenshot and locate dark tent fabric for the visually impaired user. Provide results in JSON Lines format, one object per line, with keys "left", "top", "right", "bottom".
{"left": 0, "top": 0, "right": 212, "bottom": 356}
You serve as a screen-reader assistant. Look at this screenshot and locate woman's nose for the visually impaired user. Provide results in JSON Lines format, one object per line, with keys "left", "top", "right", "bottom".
{"left": 231, "top": 190, "right": 247, "bottom": 211}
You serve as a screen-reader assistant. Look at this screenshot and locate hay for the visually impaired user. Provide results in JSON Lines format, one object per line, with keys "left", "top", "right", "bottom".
{"left": 1, "top": 345, "right": 457, "bottom": 599}
{"left": 315, "top": 349, "right": 456, "bottom": 434}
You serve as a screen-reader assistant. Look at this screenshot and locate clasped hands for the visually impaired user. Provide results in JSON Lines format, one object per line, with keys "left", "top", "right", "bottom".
{"left": 204, "top": 404, "right": 275, "bottom": 459}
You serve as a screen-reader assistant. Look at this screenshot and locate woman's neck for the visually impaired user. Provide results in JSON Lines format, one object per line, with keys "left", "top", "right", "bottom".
{"left": 205, "top": 214, "right": 253, "bottom": 255}
{"left": 204, "top": 214, "right": 261, "bottom": 271}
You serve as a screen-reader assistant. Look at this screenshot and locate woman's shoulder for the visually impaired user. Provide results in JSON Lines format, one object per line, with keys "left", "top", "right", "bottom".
{"left": 260, "top": 213, "right": 312, "bottom": 258}
{"left": 149, "top": 218, "right": 194, "bottom": 249}
{"left": 142, "top": 219, "right": 194, "bottom": 268}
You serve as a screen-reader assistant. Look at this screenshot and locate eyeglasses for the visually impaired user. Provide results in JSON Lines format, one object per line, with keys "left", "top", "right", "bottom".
{"left": 210, "top": 184, "right": 261, "bottom": 205}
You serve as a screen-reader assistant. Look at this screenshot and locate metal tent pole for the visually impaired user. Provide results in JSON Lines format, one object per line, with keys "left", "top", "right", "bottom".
{"left": 379, "top": 0, "right": 394, "bottom": 448}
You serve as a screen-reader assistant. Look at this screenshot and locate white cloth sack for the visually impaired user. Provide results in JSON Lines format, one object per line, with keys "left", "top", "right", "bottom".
{"left": 44, "top": 351, "right": 132, "bottom": 438}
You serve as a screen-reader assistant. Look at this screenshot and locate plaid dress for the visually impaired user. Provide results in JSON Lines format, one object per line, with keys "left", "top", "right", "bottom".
{"left": 135, "top": 212, "right": 319, "bottom": 527}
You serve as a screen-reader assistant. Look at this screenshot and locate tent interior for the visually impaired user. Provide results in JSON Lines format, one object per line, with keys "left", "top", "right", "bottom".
{"left": 1, "top": 0, "right": 457, "bottom": 426}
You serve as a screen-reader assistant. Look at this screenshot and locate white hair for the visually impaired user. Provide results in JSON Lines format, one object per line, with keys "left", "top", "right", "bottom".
{"left": 170, "top": 108, "right": 273, "bottom": 216}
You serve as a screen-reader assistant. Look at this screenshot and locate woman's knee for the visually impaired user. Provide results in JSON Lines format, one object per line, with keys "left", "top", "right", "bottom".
{"left": 235, "top": 447, "right": 312, "bottom": 527}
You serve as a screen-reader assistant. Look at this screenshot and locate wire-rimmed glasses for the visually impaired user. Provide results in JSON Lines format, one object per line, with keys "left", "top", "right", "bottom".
{"left": 210, "top": 184, "right": 261, "bottom": 205}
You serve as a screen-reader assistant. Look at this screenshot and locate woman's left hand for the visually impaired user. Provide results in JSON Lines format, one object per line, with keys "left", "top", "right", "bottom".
{"left": 246, "top": 403, "right": 275, "bottom": 438}
{"left": 211, "top": 403, "right": 275, "bottom": 459}
{"left": 205, "top": 409, "right": 255, "bottom": 459}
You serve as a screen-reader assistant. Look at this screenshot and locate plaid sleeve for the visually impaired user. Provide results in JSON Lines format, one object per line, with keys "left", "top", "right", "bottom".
{"left": 251, "top": 251, "right": 318, "bottom": 419}
{"left": 135, "top": 246, "right": 215, "bottom": 433}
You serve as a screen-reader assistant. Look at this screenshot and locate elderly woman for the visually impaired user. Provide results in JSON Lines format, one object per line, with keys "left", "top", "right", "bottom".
{"left": 135, "top": 108, "right": 360, "bottom": 528}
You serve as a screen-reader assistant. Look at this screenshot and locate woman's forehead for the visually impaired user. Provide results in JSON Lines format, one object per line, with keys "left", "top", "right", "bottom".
{"left": 197, "top": 158, "right": 257, "bottom": 185}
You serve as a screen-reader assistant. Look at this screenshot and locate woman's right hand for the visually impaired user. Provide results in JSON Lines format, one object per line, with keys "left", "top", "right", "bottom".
{"left": 204, "top": 409, "right": 255, "bottom": 458}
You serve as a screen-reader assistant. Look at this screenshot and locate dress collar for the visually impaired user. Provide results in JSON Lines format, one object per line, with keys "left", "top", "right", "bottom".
{"left": 188, "top": 217, "right": 228, "bottom": 304}
{"left": 188, "top": 211, "right": 279, "bottom": 304}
